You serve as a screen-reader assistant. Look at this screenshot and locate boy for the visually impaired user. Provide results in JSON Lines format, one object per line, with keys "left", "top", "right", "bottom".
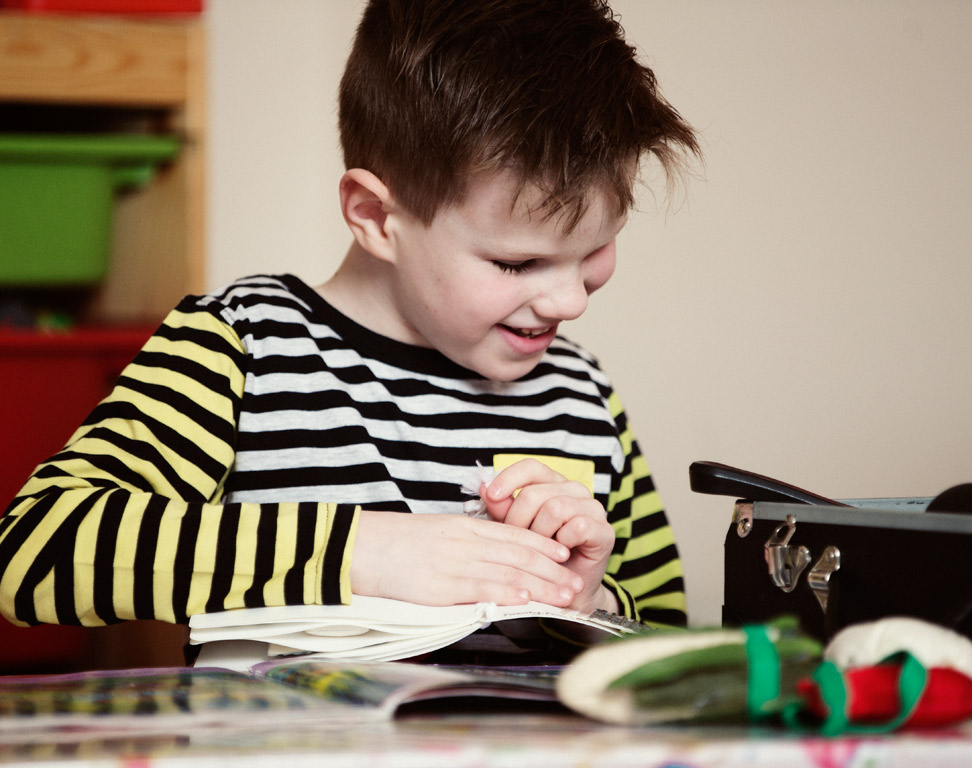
{"left": 0, "top": 0, "right": 698, "bottom": 633}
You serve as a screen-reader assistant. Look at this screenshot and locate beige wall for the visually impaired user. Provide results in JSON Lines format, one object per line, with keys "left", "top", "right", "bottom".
{"left": 207, "top": 0, "right": 972, "bottom": 626}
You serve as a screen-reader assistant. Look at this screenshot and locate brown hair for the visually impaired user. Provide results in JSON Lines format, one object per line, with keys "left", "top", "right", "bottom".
{"left": 339, "top": 0, "right": 700, "bottom": 229}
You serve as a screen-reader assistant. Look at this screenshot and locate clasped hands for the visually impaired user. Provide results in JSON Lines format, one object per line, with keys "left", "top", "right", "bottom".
{"left": 350, "top": 459, "right": 617, "bottom": 613}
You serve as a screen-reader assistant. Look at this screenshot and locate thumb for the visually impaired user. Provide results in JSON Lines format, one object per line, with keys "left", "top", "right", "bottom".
{"left": 480, "top": 482, "right": 513, "bottom": 522}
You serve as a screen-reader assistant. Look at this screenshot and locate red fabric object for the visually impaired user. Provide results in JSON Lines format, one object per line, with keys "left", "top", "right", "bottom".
{"left": 799, "top": 663, "right": 972, "bottom": 727}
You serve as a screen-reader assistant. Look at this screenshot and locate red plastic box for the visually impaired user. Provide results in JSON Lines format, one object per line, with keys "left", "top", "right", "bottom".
{"left": 0, "top": 325, "right": 154, "bottom": 672}
{"left": 0, "top": 0, "right": 202, "bottom": 13}
{"left": 0, "top": 325, "right": 153, "bottom": 507}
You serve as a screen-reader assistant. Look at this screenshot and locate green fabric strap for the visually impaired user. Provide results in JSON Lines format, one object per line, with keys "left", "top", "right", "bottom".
{"left": 802, "top": 652, "right": 928, "bottom": 736}
{"left": 743, "top": 624, "right": 781, "bottom": 720}
{"left": 811, "top": 660, "right": 850, "bottom": 736}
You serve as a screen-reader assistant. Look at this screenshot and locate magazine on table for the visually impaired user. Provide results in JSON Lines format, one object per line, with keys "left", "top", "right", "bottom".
{"left": 0, "top": 660, "right": 568, "bottom": 742}
{"left": 0, "top": 666, "right": 344, "bottom": 742}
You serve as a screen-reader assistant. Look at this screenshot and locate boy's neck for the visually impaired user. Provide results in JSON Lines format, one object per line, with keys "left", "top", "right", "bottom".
{"left": 316, "top": 242, "right": 420, "bottom": 346}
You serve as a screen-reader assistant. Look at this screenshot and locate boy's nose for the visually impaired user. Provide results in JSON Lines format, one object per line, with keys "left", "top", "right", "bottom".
{"left": 532, "top": 272, "right": 589, "bottom": 322}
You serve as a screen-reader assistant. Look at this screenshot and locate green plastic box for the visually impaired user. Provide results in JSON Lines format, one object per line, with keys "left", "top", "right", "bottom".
{"left": 0, "top": 134, "right": 181, "bottom": 287}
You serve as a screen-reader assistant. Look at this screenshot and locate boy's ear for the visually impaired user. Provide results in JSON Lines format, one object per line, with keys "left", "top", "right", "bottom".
{"left": 339, "top": 169, "right": 397, "bottom": 263}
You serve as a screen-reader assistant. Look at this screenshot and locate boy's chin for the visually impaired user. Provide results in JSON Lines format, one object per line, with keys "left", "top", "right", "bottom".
{"left": 466, "top": 356, "right": 543, "bottom": 383}
{"left": 442, "top": 338, "right": 546, "bottom": 382}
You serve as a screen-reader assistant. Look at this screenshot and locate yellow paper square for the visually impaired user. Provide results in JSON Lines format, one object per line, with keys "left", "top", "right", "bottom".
{"left": 492, "top": 453, "right": 595, "bottom": 495}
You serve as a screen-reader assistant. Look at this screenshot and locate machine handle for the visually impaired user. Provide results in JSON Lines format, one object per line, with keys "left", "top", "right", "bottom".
{"left": 689, "top": 461, "right": 849, "bottom": 506}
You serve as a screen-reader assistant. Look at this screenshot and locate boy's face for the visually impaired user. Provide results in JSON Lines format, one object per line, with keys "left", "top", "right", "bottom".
{"left": 382, "top": 171, "right": 624, "bottom": 381}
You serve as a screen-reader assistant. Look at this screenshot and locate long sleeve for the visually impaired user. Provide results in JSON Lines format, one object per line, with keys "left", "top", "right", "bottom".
{"left": 601, "top": 391, "right": 686, "bottom": 627}
{"left": 0, "top": 302, "right": 357, "bottom": 627}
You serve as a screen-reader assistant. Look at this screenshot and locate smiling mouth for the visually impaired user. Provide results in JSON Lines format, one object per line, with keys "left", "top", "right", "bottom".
{"left": 503, "top": 325, "right": 553, "bottom": 339}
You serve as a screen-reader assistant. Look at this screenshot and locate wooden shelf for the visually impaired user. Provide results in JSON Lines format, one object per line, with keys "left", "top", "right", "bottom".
{"left": 0, "top": 11, "right": 206, "bottom": 323}
{"left": 0, "top": 13, "right": 197, "bottom": 106}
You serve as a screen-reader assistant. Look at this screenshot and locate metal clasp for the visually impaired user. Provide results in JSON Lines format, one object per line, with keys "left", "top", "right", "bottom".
{"left": 764, "top": 514, "right": 810, "bottom": 593}
{"left": 808, "top": 546, "right": 841, "bottom": 613}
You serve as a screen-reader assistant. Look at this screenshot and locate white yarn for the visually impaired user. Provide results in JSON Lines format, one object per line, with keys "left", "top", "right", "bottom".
{"left": 459, "top": 462, "right": 496, "bottom": 518}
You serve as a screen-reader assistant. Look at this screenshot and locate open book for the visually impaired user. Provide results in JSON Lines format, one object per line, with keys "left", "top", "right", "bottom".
{"left": 189, "top": 595, "right": 647, "bottom": 672}
{"left": 0, "top": 660, "right": 564, "bottom": 742}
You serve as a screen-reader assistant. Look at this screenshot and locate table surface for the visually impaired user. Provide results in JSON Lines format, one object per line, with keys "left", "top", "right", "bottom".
{"left": 4, "top": 708, "right": 972, "bottom": 768}
{"left": 3, "top": 660, "right": 972, "bottom": 768}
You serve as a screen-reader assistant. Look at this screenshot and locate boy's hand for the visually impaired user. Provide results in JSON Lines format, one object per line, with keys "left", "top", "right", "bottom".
{"left": 480, "top": 459, "right": 618, "bottom": 614}
{"left": 350, "top": 510, "right": 584, "bottom": 608}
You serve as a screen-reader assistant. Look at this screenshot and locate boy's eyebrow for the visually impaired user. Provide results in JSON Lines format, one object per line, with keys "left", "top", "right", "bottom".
{"left": 482, "top": 247, "right": 555, "bottom": 260}
{"left": 481, "top": 238, "right": 614, "bottom": 261}
{"left": 481, "top": 221, "right": 627, "bottom": 261}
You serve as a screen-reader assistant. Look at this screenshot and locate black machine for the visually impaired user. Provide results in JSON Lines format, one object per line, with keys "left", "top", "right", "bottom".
{"left": 690, "top": 461, "right": 972, "bottom": 643}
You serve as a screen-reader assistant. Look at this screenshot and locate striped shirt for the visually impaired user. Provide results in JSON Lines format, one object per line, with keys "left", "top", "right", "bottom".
{"left": 0, "top": 274, "right": 685, "bottom": 628}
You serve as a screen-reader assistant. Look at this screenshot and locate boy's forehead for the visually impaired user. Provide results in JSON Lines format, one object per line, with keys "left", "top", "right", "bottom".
{"left": 446, "top": 170, "right": 625, "bottom": 245}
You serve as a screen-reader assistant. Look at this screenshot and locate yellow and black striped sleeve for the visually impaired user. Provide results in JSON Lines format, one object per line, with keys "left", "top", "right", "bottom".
{"left": 602, "top": 392, "right": 686, "bottom": 627}
{"left": 0, "top": 302, "right": 357, "bottom": 628}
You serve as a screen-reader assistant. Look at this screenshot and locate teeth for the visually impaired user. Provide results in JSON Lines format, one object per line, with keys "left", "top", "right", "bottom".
{"left": 513, "top": 327, "right": 549, "bottom": 338}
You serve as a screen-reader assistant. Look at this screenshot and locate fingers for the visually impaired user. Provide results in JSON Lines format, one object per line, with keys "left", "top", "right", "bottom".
{"left": 479, "top": 481, "right": 513, "bottom": 523}
{"left": 350, "top": 510, "right": 583, "bottom": 609}
{"left": 484, "top": 458, "right": 566, "bottom": 510}
{"left": 457, "top": 561, "right": 581, "bottom": 608}
{"left": 483, "top": 458, "right": 593, "bottom": 532}
{"left": 503, "top": 482, "right": 595, "bottom": 534}
{"left": 555, "top": 513, "right": 615, "bottom": 560}
{"left": 470, "top": 519, "right": 584, "bottom": 603}
{"left": 479, "top": 457, "right": 612, "bottom": 579}
{"left": 475, "top": 459, "right": 617, "bottom": 614}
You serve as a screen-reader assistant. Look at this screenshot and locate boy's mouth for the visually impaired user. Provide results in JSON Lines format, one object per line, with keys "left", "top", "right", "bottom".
{"left": 502, "top": 325, "right": 554, "bottom": 339}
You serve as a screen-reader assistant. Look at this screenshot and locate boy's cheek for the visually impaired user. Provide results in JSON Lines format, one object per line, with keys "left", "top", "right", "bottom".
{"left": 584, "top": 246, "right": 617, "bottom": 294}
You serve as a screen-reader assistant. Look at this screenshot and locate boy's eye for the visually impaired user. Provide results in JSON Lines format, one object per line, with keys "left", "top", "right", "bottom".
{"left": 493, "top": 259, "right": 536, "bottom": 274}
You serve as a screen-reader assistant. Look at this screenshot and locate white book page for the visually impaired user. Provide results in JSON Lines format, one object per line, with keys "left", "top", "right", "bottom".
{"left": 189, "top": 596, "right": 487, "bottom": 633}
{"left": 268, "top": 624, "right": 480, "bottom": 662}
